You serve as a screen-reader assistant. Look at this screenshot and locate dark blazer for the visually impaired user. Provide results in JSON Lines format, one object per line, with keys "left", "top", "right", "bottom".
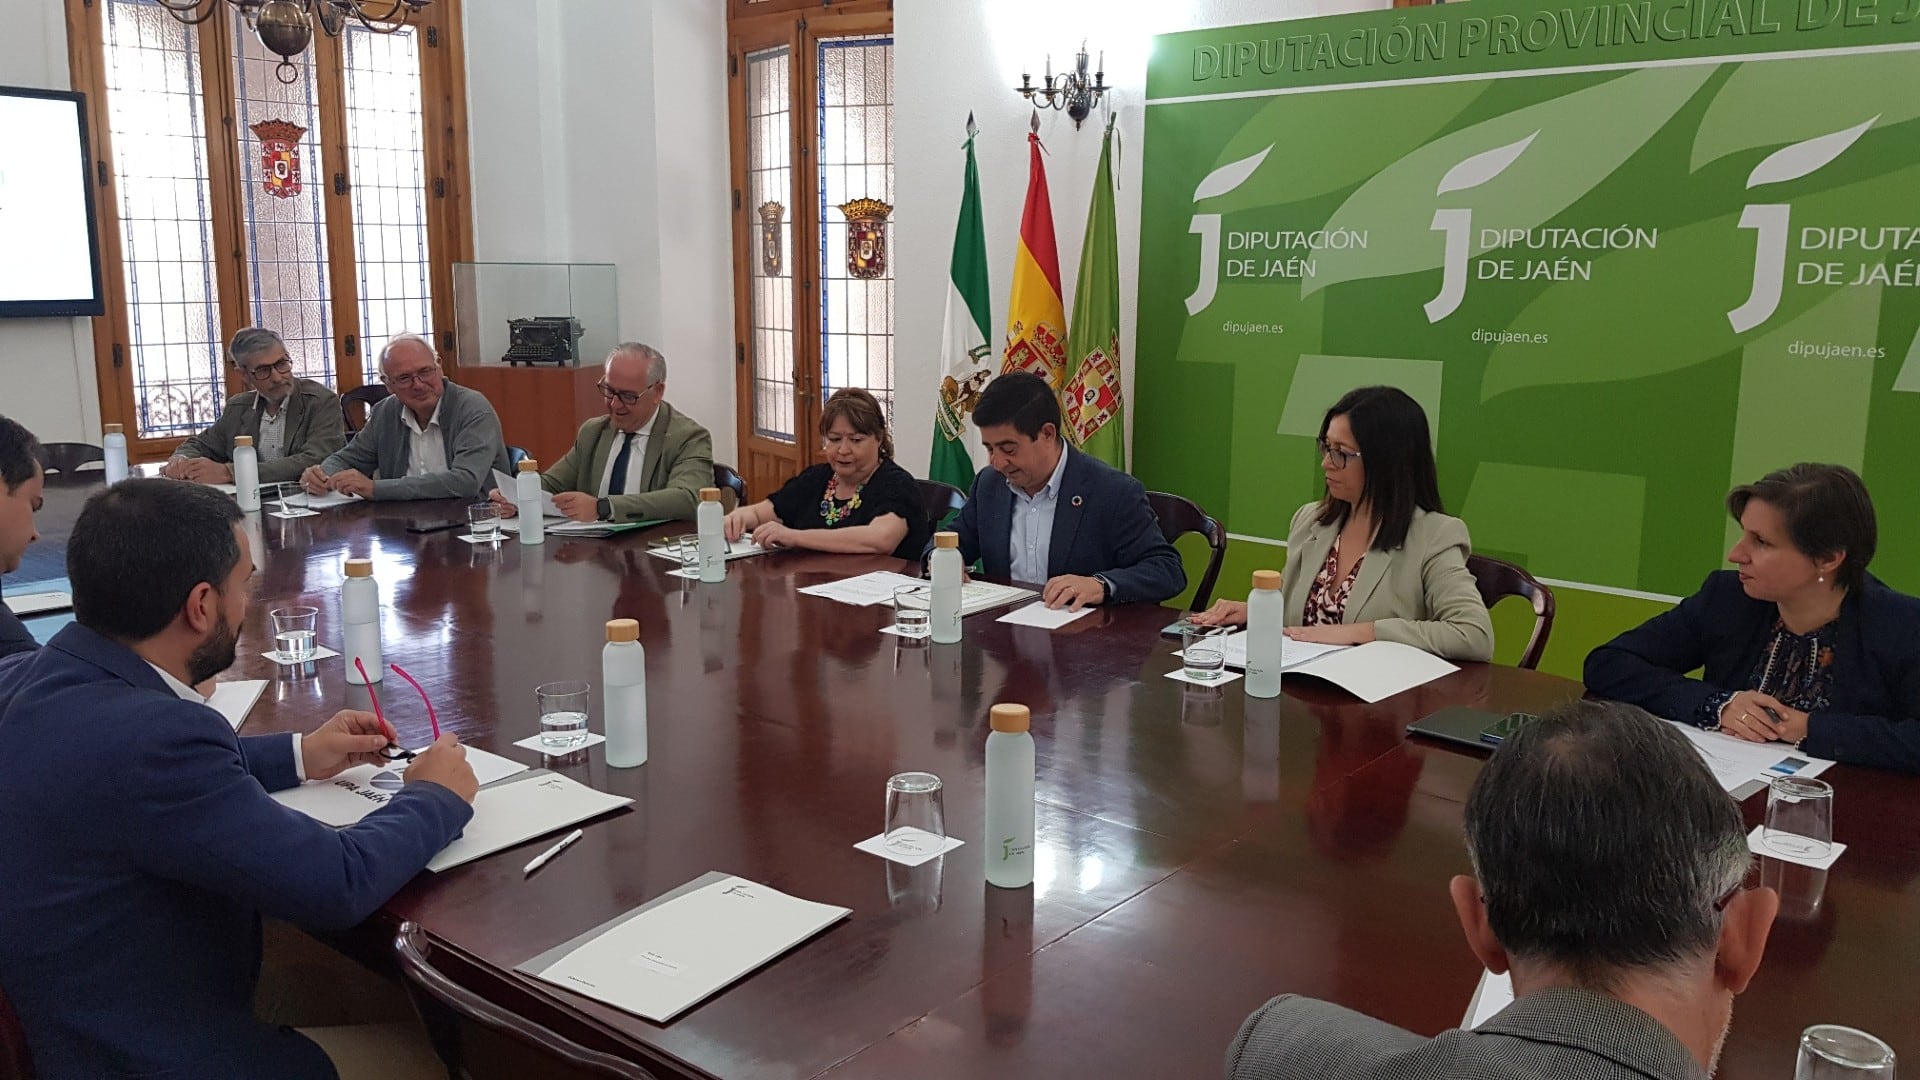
{"left": 540, "top": 404, "right": 715, "bottom": 522}
{"left": 0, "top": 588, "right": 34, "bottom": 660}
{"left": 1227, "top": 990, "right": 1707, "bottom": 1080}
{"left": 1585, "top": 570, "right": 1920, "bottom": 773}
{"left": 319, "top": 381, "right": 510, "bottom": 501}
{"left": 947, "top": 447, "right": 1185, "bottom": 605}
{"left": 173, "top": 378, "right": 347, "bottom": 484}
{"left": 0, "top": 625, "right": 473, "bottom": 1079}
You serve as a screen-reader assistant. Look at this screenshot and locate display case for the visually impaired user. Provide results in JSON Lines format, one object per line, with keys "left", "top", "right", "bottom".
{"left": 451, "top": 263, "right": 620, "bottom": 464}
{"left": 451, "top": 262, "right": 618, "bottom": 368}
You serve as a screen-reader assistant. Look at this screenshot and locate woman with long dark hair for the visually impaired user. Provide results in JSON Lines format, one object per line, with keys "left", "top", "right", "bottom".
{"left": 1193, "top": 385, "right": 1493, "bottom": 661}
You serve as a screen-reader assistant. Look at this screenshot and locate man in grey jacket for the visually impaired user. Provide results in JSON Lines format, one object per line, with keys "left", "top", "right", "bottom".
{"left": 302, "top": 333, "right": 509, "bottom": 502}
{"left": 1228, "top": 700, "right": 1779, "bottom": 1080}
{"left": 161, "top": 328, "right": 346, "bottom": 485}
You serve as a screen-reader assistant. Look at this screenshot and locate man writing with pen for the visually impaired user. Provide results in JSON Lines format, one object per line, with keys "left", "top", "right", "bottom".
{"left": 490, "top": 341, "right": 718, "bottom": 524}
{"left": 0, "top": 479, "right": 479, "bottom": 1079}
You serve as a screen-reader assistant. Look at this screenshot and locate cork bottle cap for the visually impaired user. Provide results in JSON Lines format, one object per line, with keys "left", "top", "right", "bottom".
{"left": 990, "top": 703, "right": 1030, "bottom": 734}
{"left": 517, "top": 459, "right": 539, "bottom": 472}
{"left": 700, "top": 487, "right": 722, "bottom": 501}
{"left": 934, "top": 531, "right": 959, "bottom": 549}
{"left": 104, "top": 424, "right": 123, "bottom": 435}
{"left": 606, "top": 618, "right": 639, "bottom": 643}
{"left": 235, "top": 435, "right": 254, "bottom": 447}
{"left": 344, "top": 558, "right": 373, "bottom": 578}
{"left": 1251, "top": 570, "right": 1281, "bottom": 591}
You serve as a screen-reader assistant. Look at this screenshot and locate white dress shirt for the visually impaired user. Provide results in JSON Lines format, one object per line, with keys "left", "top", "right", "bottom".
{"left": 148, "top": 661, "right": 304, "bottom": 779}
{"left": 1008, "top": 443, "right": 1071, "bottom": 586}
{"left": 255, "top": 397, "right": 288, "bottom": 462}
{"left": 596, "top": 409, "right": 660, "bottom": 497}
{"left": 400, "top": 399, "right": 449, "bottom": 478}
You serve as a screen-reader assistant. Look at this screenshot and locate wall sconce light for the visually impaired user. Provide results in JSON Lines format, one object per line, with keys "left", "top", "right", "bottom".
{"left": 1015, "top": 41, "right": 1107, "bottom": 129}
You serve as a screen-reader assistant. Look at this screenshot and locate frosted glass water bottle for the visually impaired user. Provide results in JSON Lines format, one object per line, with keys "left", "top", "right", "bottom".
{"left": 515, "top": 459, "right": 544, "bottom": 545}
{"left": 342, "top": 558, "right": 383, "bottom": 685}
{"left": 102, "top": 423, "right": 129, "bottom": 484}
{"left": 985, "top": 703, "right": 1036, "bottom": 888}
{"left": 1244, "top": 569, "right": 1284, "bottom": 699}
{"left": 232, "top": 435, "right": 260, "bottom": 512}
{"left": 929, "top": 531, "right": 963, "bottom": 644}
{"left": 696, "top": 487, "right": 726, "bottom": 582}
{"left": 602, "top": 618, "right": 648, "bottom": 768}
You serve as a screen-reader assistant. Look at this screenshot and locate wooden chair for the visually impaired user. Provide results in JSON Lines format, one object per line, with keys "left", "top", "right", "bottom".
{"left": 394, "top": 923, "right": 659, "bottom": 1080}
{"left": 712, "top": 463, "right": 747, "bottom": 511}
{"left": 33, "top": 442, "right": 104, "bottom": 479}
{"left": 0, "top": 982, "right": 34, "bottom": 1080}
{"left": 1467, "top": 554, "right": 1557, "bottom": 670}
{"left": 340, "top": 384, "right": 391, "bottom": 434}
{"left": 1146, "top": 491, "right": 1228, "bottom": 612}
{"left": 915, "top": 478, "right": 966, "bottom": 528}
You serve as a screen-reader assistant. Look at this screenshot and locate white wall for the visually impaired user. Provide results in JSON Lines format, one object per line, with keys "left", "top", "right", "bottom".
{"left": 891, "top": 0, "right": 1387, "bottom": 475}
{"left": 0, "top": 0, "right": 101, "bottom": 443}
{"left": 462, "top": 0, "right": 736, "bottom": 455}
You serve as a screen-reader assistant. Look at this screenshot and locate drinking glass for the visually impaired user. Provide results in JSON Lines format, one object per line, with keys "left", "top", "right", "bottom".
{"left": 883, "top": 771, "right": 946, "bottom": 856}
{"left": 468, "top": 502, "right": 502, "bottom": 543}
{"left": 536, "top": 679, "right": 591, "bottom": 749}
{"left": 1181, "top": 627, "right": 1227, "bottom": 681}
{"left": 1797, "top": 1024, "right": 1896, "bottom": 1078}
{"left": 273, "top": 482, "right": 311, "bottom": 516}
{"left": 893, "top": 586, "right": 933, "bottom": 638}
{"left": 1764, "top": 776, "right": 1834, "bottom": 860}
{"left": 677, "top": 535, "right": 702, "bottom": 574}
{"left": 269, "top": 606, "right": 318, "bottom": 662}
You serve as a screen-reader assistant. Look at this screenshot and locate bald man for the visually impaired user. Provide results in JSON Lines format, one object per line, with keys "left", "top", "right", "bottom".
{"left": 302, "top": 333, "right": 510, "bottom": 502}
{"left": 490, "top": 342, "right": 715, "bottom": 523}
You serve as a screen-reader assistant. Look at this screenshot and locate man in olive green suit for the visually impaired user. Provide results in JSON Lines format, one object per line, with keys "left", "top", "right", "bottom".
{"left": 492, "top": 342, "right": 715, "bottom": 524}
{"left": 161, "top": 328, "right": 346, "bottom": 486}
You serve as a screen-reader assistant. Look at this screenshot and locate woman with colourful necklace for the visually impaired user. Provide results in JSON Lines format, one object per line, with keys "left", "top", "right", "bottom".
{"left": 1586, "top": 463, "right": 1920, "bottom": 773}
{"left": 724, "top": 387, "right": 932, "bottom": 560}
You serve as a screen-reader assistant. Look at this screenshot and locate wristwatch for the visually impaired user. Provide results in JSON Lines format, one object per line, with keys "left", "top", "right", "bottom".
{"left": 596, "top": 497, "right": 614, "bottom": 522}
{"left": 1093, "top": 574, "right": 1114, "bottom": 603}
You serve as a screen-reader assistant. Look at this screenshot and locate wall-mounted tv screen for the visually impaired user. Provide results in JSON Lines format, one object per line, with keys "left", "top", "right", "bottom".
{"left": 0, "top": 86, "right": 105, "bottom": 318}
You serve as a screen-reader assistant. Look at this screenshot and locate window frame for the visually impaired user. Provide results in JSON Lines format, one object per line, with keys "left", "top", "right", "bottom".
{"left": 63, "top": 0, "right": 474, "bottom": 459}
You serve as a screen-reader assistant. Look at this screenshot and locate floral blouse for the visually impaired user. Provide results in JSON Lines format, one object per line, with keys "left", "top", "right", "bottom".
{"left": 1303, "top": 535, "right": 1364, "bottom": 627}
{"left": 1696, "top": 619, "right": 1838, "bottom": 729}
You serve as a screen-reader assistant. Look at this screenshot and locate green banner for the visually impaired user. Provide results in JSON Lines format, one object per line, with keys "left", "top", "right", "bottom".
{"left": 1135, "top": 0, "right": 1920, "bottom": 598}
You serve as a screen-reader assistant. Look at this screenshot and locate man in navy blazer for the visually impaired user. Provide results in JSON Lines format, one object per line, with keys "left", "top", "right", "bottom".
{"left": 0, "top": 414, "right": 45, "bottom": 661}
{"left": 0, "top": 479, "right": 479, "bottom": 1080}
{"left": 946, "top": 372, "right": 1184, "bottom": 610}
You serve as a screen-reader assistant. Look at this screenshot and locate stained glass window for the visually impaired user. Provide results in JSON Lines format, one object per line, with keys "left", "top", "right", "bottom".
{"left": 817, "top": 36, "right": 894, "bottom": 421}
{"left": 344, "top": 22, "right": 433, "bottom": 383}
{"left": 747, "top": 46, "right": 795, "bottom": 442}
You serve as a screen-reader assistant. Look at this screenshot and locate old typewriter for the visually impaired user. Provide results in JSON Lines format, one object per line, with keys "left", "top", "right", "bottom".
{"left": 501, "top": 316, "right": 584, "bottom": 366}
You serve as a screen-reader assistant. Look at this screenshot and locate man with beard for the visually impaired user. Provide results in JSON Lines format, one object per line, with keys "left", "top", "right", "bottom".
{"left": 161, "top": 327, "right": 346, "bottom": 485}
{"left": 1227, "top": 700, "right": 1780, "bottom": 1080}
{"left": 0, "top": 479, "right": 478, "bottom": 1079}
{"left": 0, "top": 414, "right": 45, "bottom": 660}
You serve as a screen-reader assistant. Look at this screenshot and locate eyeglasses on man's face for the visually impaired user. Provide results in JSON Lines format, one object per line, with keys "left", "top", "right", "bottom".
{"left": 598, "top": 381, "right": 659, "bottom": 407}
{"left": 1317, "top": 438, "right": 1362, "bottom": 470}
{"left": 383, "top": 364, "right": 441, "bottom": 389}
{"left": 245, "top": 358, "right": 293, "bottom": 382}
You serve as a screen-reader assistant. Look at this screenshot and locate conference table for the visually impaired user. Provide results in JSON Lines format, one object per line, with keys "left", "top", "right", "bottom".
{"left": 23, "top": 480, "right": 1920, "bottom": 1078}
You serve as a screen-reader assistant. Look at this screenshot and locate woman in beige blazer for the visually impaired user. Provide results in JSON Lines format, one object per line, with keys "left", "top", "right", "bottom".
{"left": 1194, "top": 386, "right": 1494, "bottom": 661}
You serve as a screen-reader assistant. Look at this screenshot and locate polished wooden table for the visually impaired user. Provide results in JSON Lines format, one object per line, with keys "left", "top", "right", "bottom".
{"left": 32, "top": 488, "right": 1920, "bottom": 1078}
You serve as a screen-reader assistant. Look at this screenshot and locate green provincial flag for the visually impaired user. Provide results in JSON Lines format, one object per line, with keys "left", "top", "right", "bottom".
{"left": 1063, "top": 115, "right": 1126, "bottom": 468}
{"left": 931, "top": 116, "right": 994, "bottom": 492}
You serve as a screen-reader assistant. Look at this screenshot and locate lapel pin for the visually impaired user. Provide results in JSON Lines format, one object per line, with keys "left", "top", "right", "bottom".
{"left": 1071, "top": 495, "right": 1084, "bottom": 508}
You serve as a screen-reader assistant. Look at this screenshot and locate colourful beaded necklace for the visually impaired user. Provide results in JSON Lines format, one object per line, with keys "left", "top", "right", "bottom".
{"left": 820, "top": 474, "right": 864, "bottom": 527}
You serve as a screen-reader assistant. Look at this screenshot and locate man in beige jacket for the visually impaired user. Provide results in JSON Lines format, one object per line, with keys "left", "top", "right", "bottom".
{"left": 493, "top": 342, "right": 715, "bottom": 524}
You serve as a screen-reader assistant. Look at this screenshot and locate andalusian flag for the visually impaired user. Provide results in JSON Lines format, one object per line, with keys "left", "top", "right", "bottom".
{"left": 931, "top": 116, "right": 993, "bottom": 492}
{"left": 1001, "top": 115, "right": 1067, "bottom": 391}
{"left": 1064, "top": 115, "right": 1125, "bottom": 468}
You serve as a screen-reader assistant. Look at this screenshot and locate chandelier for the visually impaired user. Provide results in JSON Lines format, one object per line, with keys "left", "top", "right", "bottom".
{"left": 1015, "top": 42, "right": 1108, "bottom": 130}
{"left": 156, "top": 0, "right": 431, "bottom": 83}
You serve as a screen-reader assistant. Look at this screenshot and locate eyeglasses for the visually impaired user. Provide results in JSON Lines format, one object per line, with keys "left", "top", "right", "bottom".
{"left": 372, "top": 661, "right": 443, "bottom": 760}
{"left": 598, "top": 381, "right": 659, "bottom": 407}
{"left": 1317, "top": 438, "right": 1362, "bottom": 470}
{"left": 382, "top": 365, "right": 441, "bottom": 389}
{"left": 244, "top": 358, "right": 293, "bottom": 382}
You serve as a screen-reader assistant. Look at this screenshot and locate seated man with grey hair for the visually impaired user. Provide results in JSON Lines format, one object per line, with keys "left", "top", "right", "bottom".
{"left": 160, "top": 328, "right": 346, "bottom": 485}
{"left": 488, "top": 342, "right": 715, "bottom": 524}
{"left": 1228, "top": 700, "right": 1779, "bottom": 1080}
{"left": 302, "top": 332, "right": 509, "bottom": 502}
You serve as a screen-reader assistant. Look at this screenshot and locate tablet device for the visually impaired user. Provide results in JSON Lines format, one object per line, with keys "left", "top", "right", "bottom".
{"left": 4, "top": 590, "right": 73, "bottom": 616}
{"left": 1405, "top": 707, "right": 1538, "bottom": 752}
{"left": 405, "top": 518, "right": 467, "bottom": 534}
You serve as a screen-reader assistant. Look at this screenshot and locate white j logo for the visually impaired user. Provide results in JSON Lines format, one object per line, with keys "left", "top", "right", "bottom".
{"left": 1183, "top": 146, "right": 1273, "bottom": 316}
{"left": 1727, "top": 117, "right": 1877, "bottom": 334}
{"left": 1424, "top": 132, "right": 1537, "bottom": 324}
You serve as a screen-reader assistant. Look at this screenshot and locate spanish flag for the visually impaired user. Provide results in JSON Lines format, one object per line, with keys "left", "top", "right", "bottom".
{"left": 1001, "top": 118, "right": 1066, "bottom": 391}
